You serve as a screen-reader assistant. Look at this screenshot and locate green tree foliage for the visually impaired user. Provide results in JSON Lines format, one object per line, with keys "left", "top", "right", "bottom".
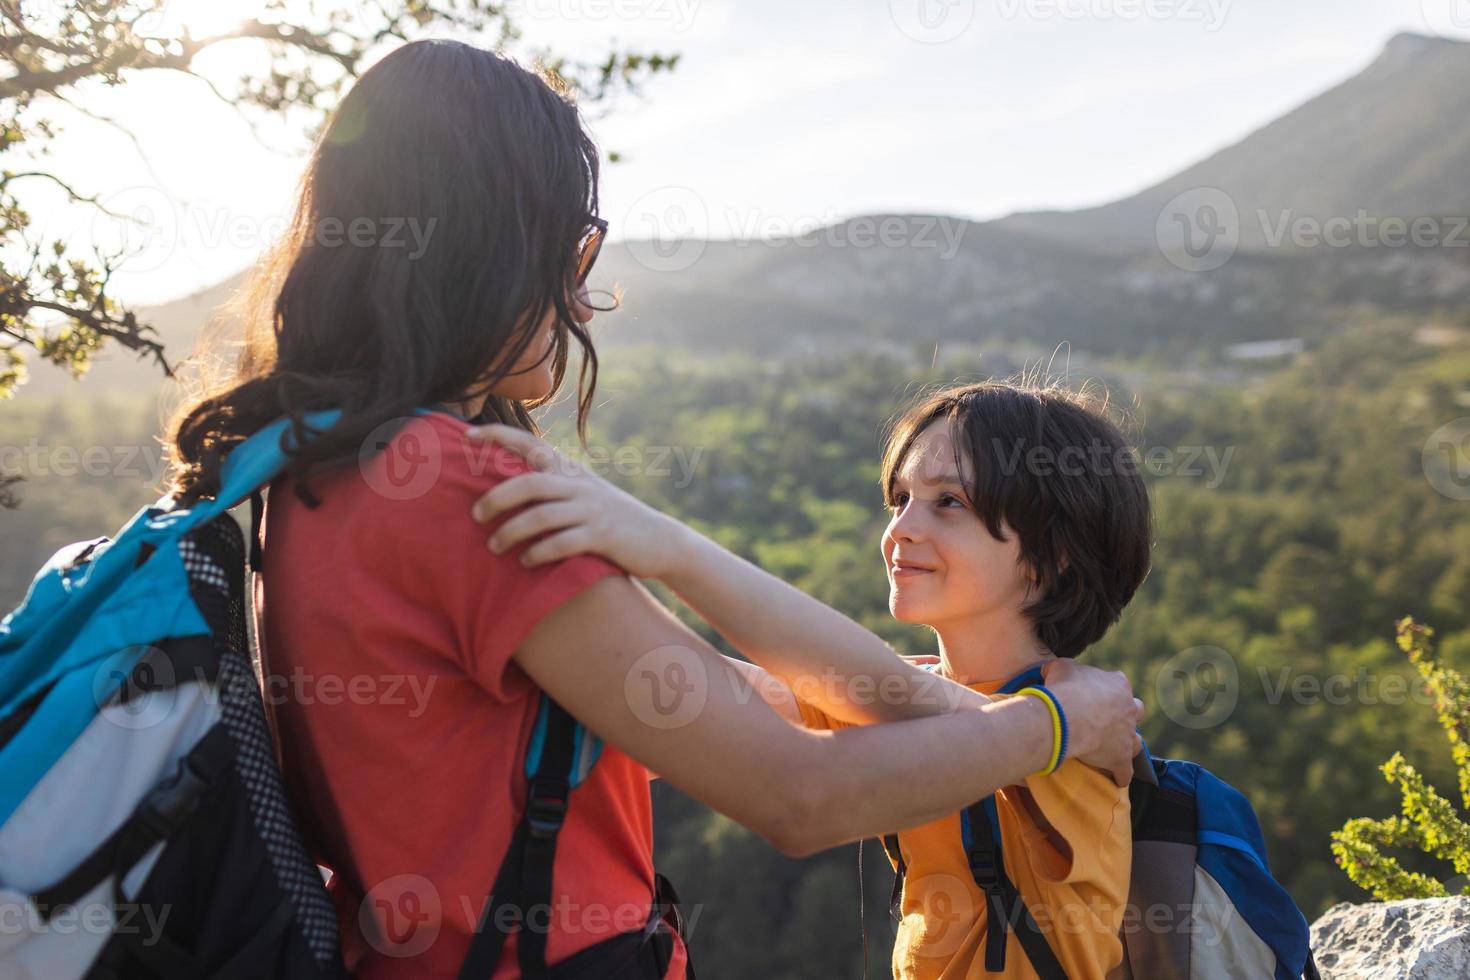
{"left": 2, "top": 321, "right": 1467, "bottom": 977}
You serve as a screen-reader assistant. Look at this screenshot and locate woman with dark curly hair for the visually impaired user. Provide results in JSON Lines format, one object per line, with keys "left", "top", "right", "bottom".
{"left": 165, "top": 38, "right": 1142, "bottom": 979}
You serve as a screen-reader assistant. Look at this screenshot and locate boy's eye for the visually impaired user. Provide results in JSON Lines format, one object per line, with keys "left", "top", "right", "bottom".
{"left": 939, "top": 493, "right": 965, "bottom": 508}
{"left": 888, "top": 491, "right": 910, "bottom": 510}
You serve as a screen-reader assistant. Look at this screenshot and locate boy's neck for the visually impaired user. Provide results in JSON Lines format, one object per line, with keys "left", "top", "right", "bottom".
{"left": 933, "top": 611, "right": 1055, "bottom": 686}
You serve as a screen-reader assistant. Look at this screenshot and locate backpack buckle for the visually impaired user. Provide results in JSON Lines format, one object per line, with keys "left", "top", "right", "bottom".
{"left": 137, "top": 756, "right": 212, "bottom": 841}
{"left": 967, "top": 853, "right": 1001, "bottom": 893}
{"left": 526, "top": 792, "right": 568, "bottom": 839}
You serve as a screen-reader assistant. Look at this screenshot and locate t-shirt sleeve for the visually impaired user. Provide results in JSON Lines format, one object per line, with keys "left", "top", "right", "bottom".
{"left": 1010, "top": 759, "right": 1131, "bottom": 886}
{"left": 363, "top": 414, "right": 626, "bottom": 700}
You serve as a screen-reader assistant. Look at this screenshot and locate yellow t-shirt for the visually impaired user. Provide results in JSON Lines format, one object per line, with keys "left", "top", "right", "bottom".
{"left": 797, "top": 677, "right": 1131, "bottom": 980}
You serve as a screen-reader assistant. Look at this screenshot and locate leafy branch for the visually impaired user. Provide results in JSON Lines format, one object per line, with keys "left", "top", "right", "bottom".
{"left": 1331, "top": 619, "right": 1470, "bottom": 900}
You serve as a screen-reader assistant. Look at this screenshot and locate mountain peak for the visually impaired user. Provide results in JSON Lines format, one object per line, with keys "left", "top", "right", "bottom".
{"left": 1371, "top": 31, "right": 1467, "bottom": 77}
{"left": 1384, "top": 30, "right": 1466, "bottom": 49}
{"left": 996, "top": 26, "right": 1470, "bottom": 253}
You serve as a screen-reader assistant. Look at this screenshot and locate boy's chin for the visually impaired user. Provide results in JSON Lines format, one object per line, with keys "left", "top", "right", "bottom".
{"left": 888, "top": 598, "right": 935, "bottom": 626}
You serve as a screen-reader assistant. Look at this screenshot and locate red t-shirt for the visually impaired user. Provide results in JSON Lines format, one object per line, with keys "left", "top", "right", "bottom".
{"left": 256, "top": 410, "right": 686, "bottom": 978}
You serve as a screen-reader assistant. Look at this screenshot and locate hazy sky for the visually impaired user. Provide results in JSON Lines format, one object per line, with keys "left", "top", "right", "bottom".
{"left": 13, "top": 0, "right": 1467, "bottom": 305}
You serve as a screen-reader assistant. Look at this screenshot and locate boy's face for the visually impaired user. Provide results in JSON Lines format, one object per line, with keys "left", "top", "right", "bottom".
{"left": 881, "top": 421, "right": 1035, "bottom": 632}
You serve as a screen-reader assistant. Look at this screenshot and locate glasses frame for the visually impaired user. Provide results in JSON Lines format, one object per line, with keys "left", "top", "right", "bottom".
{"left": 575, "top": 216, "right": 608, "bottom": 286}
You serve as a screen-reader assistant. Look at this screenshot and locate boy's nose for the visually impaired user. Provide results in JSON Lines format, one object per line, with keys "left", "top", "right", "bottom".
{"left": 887, "top": 511, "right": 924, "bottom": 545}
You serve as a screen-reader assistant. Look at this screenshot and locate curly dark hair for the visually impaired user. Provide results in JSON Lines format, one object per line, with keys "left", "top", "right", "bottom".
{"left": 165, "top": 39, "right": 604, "bottom": 508}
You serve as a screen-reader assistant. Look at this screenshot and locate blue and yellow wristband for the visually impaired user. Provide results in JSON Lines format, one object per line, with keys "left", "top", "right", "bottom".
{"left": 1016, "top": 685, "right": 1069, "bottom": 775}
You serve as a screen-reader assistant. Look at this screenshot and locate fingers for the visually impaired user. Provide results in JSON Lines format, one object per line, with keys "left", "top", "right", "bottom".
{"left": 464, "top": 423, "right": 557, "bottom": 471}
{"left": 489, "top": 501, "right": 588, "bottom": 555}
{"left": 472, "top": 473, "right": 576, "bottom": 524}
{"left": 522, "top": 527, "right": 594, "bottom": 567}
{"left": 1108, "top": 727, "right": 1146, "bottom": 787}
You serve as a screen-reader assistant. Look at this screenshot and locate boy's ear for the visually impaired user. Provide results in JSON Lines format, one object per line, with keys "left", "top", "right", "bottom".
{"left": 1027, "top": 553, "right": 1069, "bottom": 594}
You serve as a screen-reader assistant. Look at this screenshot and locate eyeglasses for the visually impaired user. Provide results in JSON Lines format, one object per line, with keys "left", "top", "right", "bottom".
{"left": 575, "top": 216, "right": 608, "bottom": 286}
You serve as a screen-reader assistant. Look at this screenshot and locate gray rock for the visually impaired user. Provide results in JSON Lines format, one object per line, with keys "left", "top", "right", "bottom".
{"left": 1310, "top": 897, "right": 1470, "bottom": 979}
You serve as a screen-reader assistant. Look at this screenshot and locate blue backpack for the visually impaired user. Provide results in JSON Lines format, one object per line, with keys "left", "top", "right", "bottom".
{"left": 0, "top": 409, "right": 683, "bottom": 979}
{"left": 878, "top": 664, "right": 1323, "bottom": 980}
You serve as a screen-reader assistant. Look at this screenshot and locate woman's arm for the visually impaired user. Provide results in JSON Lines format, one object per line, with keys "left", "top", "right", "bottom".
{"left": 514, "top": 573, "right": 1136, "bottom": 856}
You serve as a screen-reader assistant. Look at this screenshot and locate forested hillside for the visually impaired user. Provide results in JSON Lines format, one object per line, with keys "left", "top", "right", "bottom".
{"left": 4, "top": 317, "right": 1465, "bottom": 977}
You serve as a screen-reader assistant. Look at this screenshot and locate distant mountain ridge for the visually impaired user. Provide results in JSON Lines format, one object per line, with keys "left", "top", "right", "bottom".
{"left": 22, "top": 33, "right": 1470, "bottom": 394}
{"left": 996, "top": 32, "right": 1470, "bottom": 251}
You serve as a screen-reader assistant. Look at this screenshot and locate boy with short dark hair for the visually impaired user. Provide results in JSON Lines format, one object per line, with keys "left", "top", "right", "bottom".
{"left": 795, "top": 379, "right": 1153, "bottom": 978}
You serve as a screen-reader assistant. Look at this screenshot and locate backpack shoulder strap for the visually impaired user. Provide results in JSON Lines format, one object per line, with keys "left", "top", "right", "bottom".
{"left": 963, "top": 798, "right": 1066, "bottom": 980}
{"left": 958, "top": 662, "right": 1063, "bottom": 977}
{"left": 880, "top": 833, "right": 905, "bottom": 918}
{"left": 458, "top": 694, "right": 584, "bottom": 980}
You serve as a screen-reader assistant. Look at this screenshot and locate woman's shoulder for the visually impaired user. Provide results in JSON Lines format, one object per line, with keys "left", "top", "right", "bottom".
{"left": 267, "top": 410, "right": 539, "bottom": 554}
{"left": 353, "top": 410, "right": 535, "bottom": 505}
